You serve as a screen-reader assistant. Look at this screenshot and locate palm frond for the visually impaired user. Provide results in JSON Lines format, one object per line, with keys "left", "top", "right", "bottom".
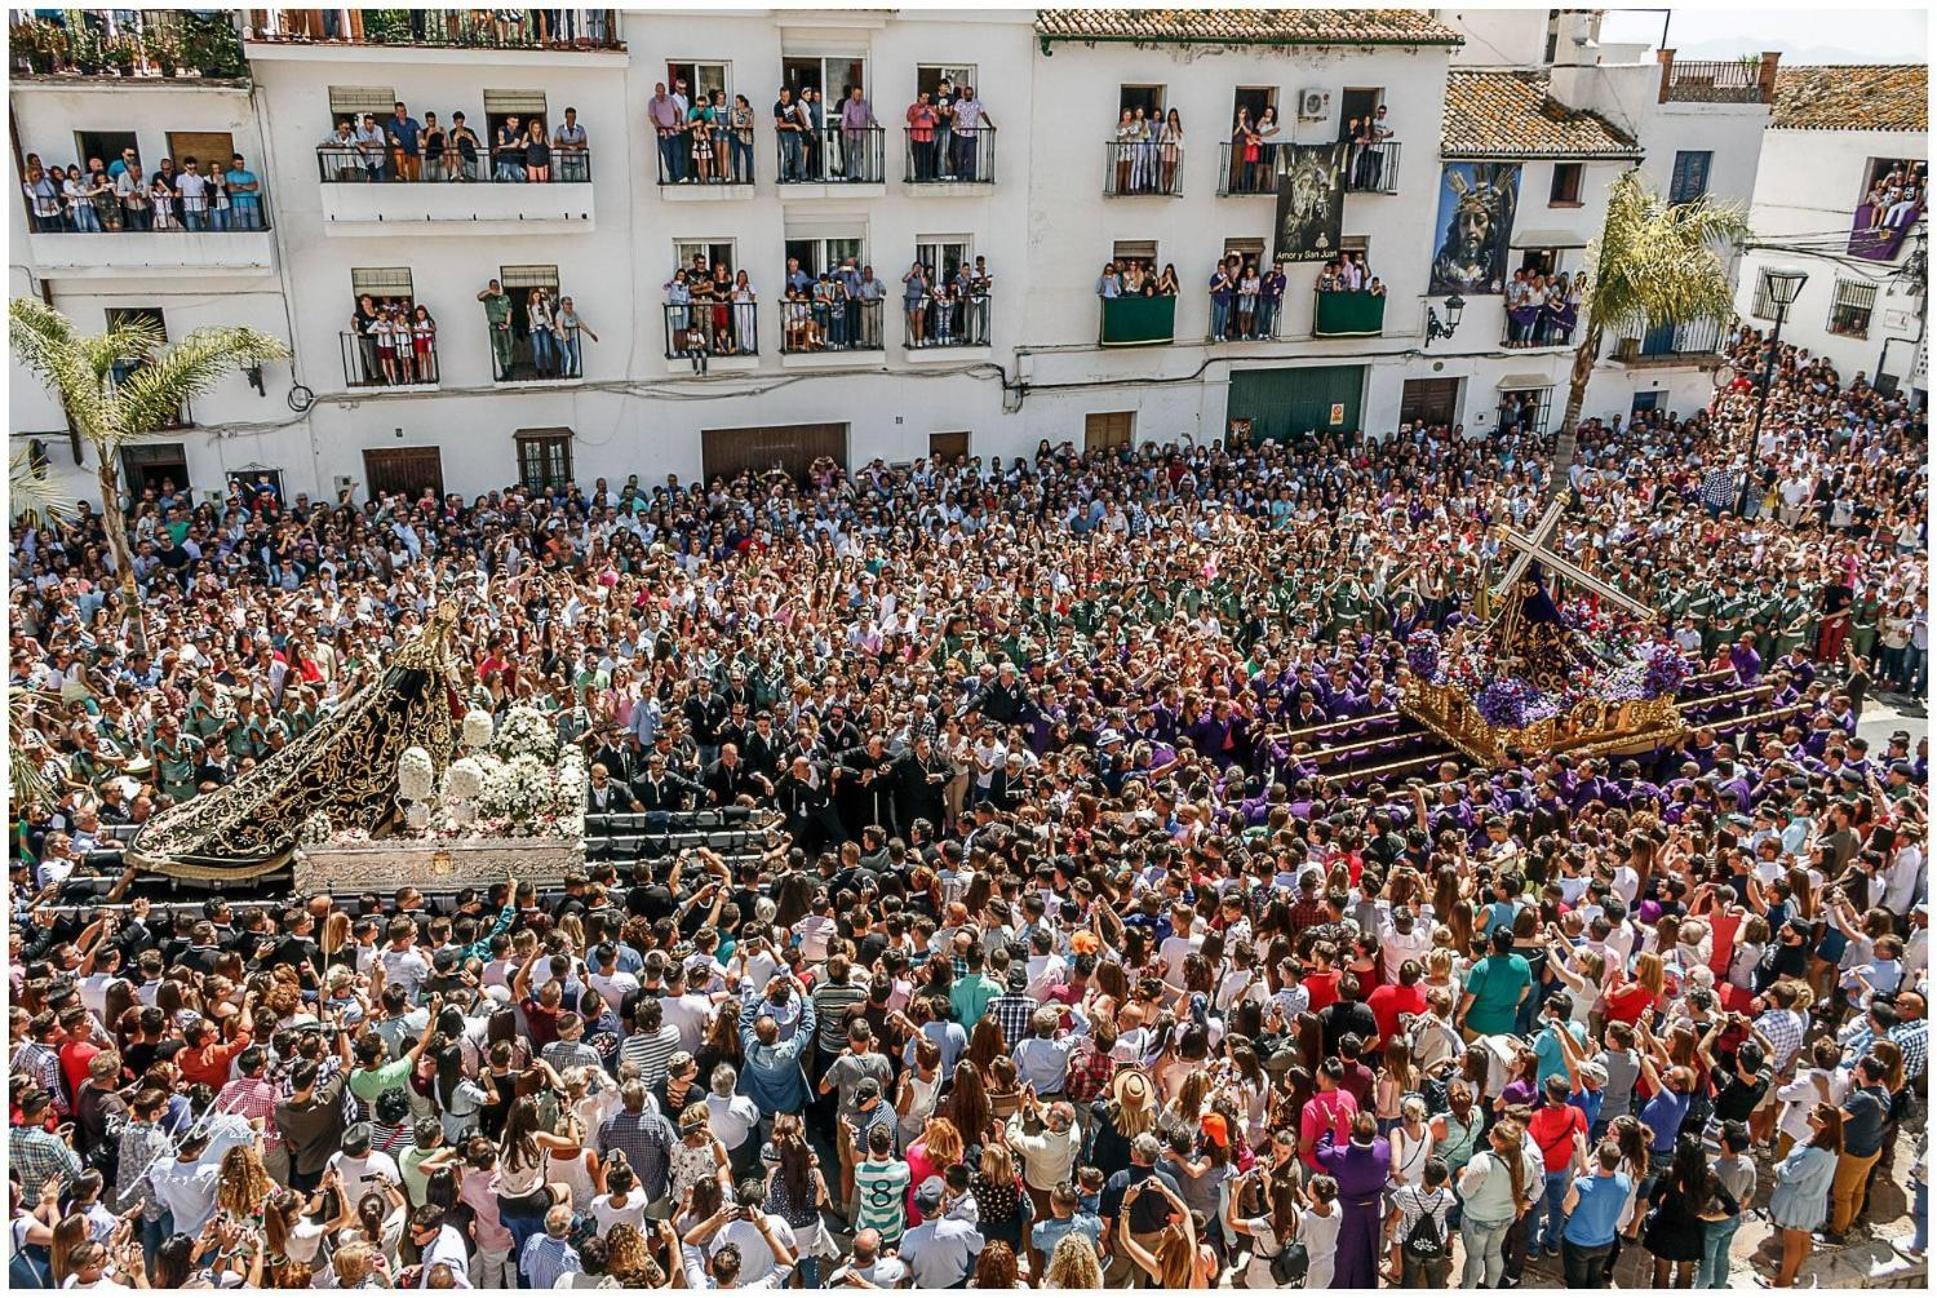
{"left": 8, "top": 297, "right": 112, "bottom": 439}
{"left": 8, "top": 687, "right": 53, "bottom": 811}
{"left": 9, "top": 448, "right": 67, "bottom": 522}
{"left": 1579, "top": 169, "right": 1752, "bottom": 335}
{"left": 113, "top": 326, "right": 289, "bottom": 438}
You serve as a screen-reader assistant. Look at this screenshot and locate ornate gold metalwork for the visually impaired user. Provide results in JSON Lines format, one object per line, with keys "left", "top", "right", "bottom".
{"left": 1401, "top": 677, "right": 1683, "bottom": 766}
{"left": 126, "top": 613, "right": 465, "bottom": 881}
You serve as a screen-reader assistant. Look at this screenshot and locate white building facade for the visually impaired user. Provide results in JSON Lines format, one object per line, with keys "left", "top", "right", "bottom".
{"left": 1733, "top": 64, "right": 1926, "bottom": 400}
{"left": 9, "top": 7, "right": 1793, "bottom": 508}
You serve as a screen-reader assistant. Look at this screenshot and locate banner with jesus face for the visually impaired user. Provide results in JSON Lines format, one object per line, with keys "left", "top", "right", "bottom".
{"left": 1429, "top": 162, "right": 1521, "bottom": 296}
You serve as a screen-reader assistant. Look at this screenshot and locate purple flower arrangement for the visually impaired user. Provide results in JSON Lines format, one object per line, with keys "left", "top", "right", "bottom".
{"left": 1473, "top": 678, "right": 1531, "bottom": 730}
{"left": 1639, "top": 643, "right": 1689, "bottom": 699}
{"left": 1405, "top": 629, "right": 1442, "bottom": 682}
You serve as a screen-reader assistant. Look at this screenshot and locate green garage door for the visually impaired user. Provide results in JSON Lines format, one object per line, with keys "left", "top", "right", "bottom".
{"left": 1226, "top": 365, "right": 1365, "bottom": 444}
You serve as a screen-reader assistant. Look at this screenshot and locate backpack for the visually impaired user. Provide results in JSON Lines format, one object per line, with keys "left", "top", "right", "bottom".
{"left": 1402, "top": 1190, "right": 1449, "bottom": 1260}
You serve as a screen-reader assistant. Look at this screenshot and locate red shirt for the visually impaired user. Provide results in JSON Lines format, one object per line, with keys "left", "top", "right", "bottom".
{"left": 178, "top": 1030, "right": 251, "bottom": 1090}
{"left": 1603, "top": 982, "right": 1657, "bottom": 1026}
{"left": 1298, "top": 1088, "right": 1358, "bottom": 1172}
{"left": 1302, "top": 969, "right": 1342, "bottom": 1013}
{"left": 58, "top": 1039, "right": 100, "bottom": 1106}
{"left": 1366, "top": 982, "right": 1426, "bottom": 1048}
{"left": 1527, "top": 1102, "right": 1586, "bottom": 1172}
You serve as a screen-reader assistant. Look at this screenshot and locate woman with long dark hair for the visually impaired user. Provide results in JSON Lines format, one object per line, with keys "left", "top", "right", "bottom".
{"left": 761, "top": 1113, "right": 829, "bottom": 1288}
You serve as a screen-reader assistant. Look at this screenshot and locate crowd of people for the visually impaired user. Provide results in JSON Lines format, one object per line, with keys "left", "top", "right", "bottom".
{"left": 318, "top": 103, "right": 589, "bottom": 185}
{"left": 19, "top": 149, "right": 266, "bottom": 233}
{"left": 6, "top": 322, "right": 1928, "bottom": 1290}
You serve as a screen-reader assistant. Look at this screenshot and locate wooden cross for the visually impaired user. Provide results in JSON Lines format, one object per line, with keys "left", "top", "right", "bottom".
{"left": 1490, "top": 499, "right": 1654, "bottom": 619}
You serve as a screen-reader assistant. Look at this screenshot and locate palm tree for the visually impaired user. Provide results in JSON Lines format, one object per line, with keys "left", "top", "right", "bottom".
{"left": 8, "top": 297, "right": 289, "bottom": 652}
{"left": 1555, "top": 169, "right": 1750, "bottom": 477}
{"left": 8, "top": 450, "right": 65, "bottom": 811}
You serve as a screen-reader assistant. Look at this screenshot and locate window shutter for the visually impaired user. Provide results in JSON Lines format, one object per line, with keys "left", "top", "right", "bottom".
{"left": 499, "top": 264, "right": 561, "bottom": 291}
{"left": 329, "top": 86, "right": 397, "bottom": 118}
{"left": 483, "top": 89, "right": 549, "bottom": 116}
{"left": 351, "top": 267, "right": 415, "bottom": 298}
{"left": 1112, "top": 240, "right": 1158, "bottom": 264}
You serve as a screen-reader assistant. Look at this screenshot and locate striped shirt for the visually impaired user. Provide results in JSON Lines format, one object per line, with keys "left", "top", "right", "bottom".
{"left": 620, "top": 1024, "right": 682, "bottom": 1088}
{"left": 811, "top": 977, "right": 870, "bottom": 1055}
{"left": 853, "top": 1156, "right": 912, "bottom": 1245}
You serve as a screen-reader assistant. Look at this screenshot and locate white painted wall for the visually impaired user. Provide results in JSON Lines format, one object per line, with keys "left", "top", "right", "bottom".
{"left": 1736, "top": 126, "right": 1926, "bottom": 381}
{"left": 10, "top": 11, "right": 1804, "bottom": 508}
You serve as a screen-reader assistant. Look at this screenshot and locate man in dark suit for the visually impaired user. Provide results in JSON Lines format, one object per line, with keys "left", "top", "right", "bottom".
{"left": 835, "top": 734, "right": 895, "bottom": 839}
{"left": 632, "top": 753, "right": 702, "bottom": 814}
{"left": 705, "top": 743, "right": 774, "bottom": 806}
{"left": 890, "top": 734, "right": 954, "bottom": 838}
{"left": 776, "top": 755, "right": 843, "bottom": 852}
{"left": 683, "top": 679, "right": 729, "bottom": 766}
{"left": 586, "top": 763, "right": 640, "bottom": 815}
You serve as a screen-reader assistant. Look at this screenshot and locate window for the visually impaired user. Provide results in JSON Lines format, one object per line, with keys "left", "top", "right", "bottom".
{"left": 1749, "top": 268, "right": 1783, "bottom": 320}
{"left": 106, "top": 308, "right": 168, "bottom": 395}
{"left": 1517, "top": 248, "right": 1565, "bottom": 277}
{"left": 929, "top": 431, "right": 970, "bottom": 462}
{"left": 75, "top": 130, "right": 137, "bottom": 174}
{"left": 783, "top": 235, "right": 863, "bottom": 278}
{"left": 1112, "top": 239, "right": 1157, "bottom": 271}
{"left": 1668, "top": 150, "right": 1711, "bottom": 204}
{"left": 351, "top": 266, "right": 416, "bottom": 310}
{"left": 674, "top": 240, "right": 736, "bottom": 279}
{"left": 918, "top": 64, "right": 976, "bottom": 99}
{"left": 1498, "top": 387, "right": 1552, "bottom": 435}
{"left": 666, "top": 61, "right": 730, "bottom": 106}
{"left": 916, "top": 236, "right": 971, "bottom": 283}
{"left": 783, "top": 56, "right": 867, "bottom": 102}
{"left": 484, "top": 89, "right": 548, "bottom": 149}
{"left": 1233, "top": 87, "right": 1278, "bottom": 129}
{"left": 1118, "top": 85, "right": 1165, "bottom": 118}
{"left": 515, "top": 428, "right": 574, "bottom": 489}
{"left": 1549, "top": 162, "right": 1583, "bottom": 205}
{"left": 328, "top": 85, "right": 396, "bottom": 131}
{"left": 1828, "top": 278, "right": 1878, "bottom": 337}
{"left": 1084, "top": 411, "right": 1134, "bottom": 453}
{"left": 120, "top": 443, "right": 191, "bottom": 497}
{"left": 1338, "top": 88, "right": 1384, "bottom": 141}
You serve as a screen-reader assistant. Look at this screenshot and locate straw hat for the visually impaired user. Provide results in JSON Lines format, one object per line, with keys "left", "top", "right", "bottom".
{"left": 1110, "top": 1068, "right": 1154, "bottom": 1111}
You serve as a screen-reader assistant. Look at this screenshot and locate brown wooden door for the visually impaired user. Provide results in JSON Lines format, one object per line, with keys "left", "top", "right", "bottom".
{"left": 928, "top": 432, "right": 970, "bottom": 463}
{"left": 167, "top": 131, "right": 236, "bottom": 172}
{"left": 701, "top": 423, "right": 847, "bottom": 483}
{"left": 362, "top": 447, "right": 444, "bottom": 502}
{"left": 1399, "top": 378, "right": 1461, "bottom": 429}
{"left": 1084, "top": 410, "right": 1135, "bottom": 454}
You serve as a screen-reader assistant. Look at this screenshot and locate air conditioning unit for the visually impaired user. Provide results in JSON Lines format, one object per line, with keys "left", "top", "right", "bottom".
{"left": 1298, "top": 89, "right": 1331, "bottom": 120}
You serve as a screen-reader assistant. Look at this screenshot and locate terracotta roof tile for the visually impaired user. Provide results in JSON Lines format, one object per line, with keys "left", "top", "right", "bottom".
{"left": 1035, "top": 9, "right": 1463, "bottom": 48}
{"left": 1771, "top": 65, "right": 1928, "bottom": 132}
{"left": 1441, "top": 70, "right": 1642, "bottom": 160}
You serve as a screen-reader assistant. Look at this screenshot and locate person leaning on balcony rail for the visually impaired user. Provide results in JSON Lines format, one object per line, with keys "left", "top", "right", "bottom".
{"left": 422, "top": 113, "right": 448, "bottom": 183}
{"left": 494, "top": 115, "right": 528, "bottom": 182}
{"left": 388, "top": 102, "right": 424, "bottom": 182}
{"left": 553, "top": 107, "right": 588, "bottom": 182}
{"left": 450, "top": 113, "right": 482, "bottom": 182}
{"left": 352, "top": 113, "right": 389, "bottom": 182}
{"left": 950, "top": 86, "right": 991, "bottom": 181}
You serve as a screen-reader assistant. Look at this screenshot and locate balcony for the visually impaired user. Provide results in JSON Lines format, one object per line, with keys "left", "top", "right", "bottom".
{"left": 902, "top": 293, "right": 992, "bottom": 361}
{"left": 1342, "top": 141, "right": 1401, "bottom": 195}
{"left": 10, "top": 11, "right": 247, "bottom": 80}
{"left": 491, "top": 323, "right": 587, "bottom": 384}
{"left": 1312, "top": 290, "right": 1386, "bottom": 338}
{"left": 21, "top": 190, "right": 274, "bottom": 279}
{"left": 340, "top": 331, "right": 440, "bottom": 391}
{"left": 1503, "top": 294, "right": 1580, "bottom": 349}
{"left": 1103, "top": 141, "right": 1183, "bottom": 197}
{"left": 779, "top": 298, "right": 885, "bottom": 365}
{"left": 1613, "top": 318, "right": 1725, "bottom": 365}
{"left": 652, "top": 127, "right": 754, "bottom": 197}
{"left": 776, "top": 125, "right": 885, "bottom": 197}
{"left": 243, "top": 9, "right": 623, "bottom": 52}
{"left": 1215, "top": 142, "right": 1279, "bottom": 197}
{"left": 1656, "top": 50, "right": 1779, "bottom": 105}
{"left": 314, "top": 146, "right": 593, "bottom": 236}
{"left": 1099, "top": 294, "right": 1176, "bottom": 346}
{"left": 1207, "top": 292, "right": 1283, "bottom": 343}
{"left": 663, "top": 302, "right": 759, "bottom": 373}
{"left": 902, "top": 127, "right": 995, "bottom": 190}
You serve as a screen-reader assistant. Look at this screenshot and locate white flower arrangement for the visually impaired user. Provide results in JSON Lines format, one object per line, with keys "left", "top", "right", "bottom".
{"left": 443, "top": 757, "right": 486, "bottom": 803}
{"left": 397, "top": 747, "right": 436, "bottom": 802}
{"left": 298, "top": 812, "right": 333, "bottom": 848}
{"left": 494, "top": 705, "right": 558, "bottom": 763}
{"left": 461, "top": 709, "right": 496, "bottom": 751}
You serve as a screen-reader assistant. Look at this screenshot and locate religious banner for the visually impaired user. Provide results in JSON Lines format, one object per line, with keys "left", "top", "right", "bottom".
{"left": 1272, "top": 142, "right": 1346, "bottom": 264}
{"left": 1429, "top": 162, "right": 1521, "bottom": 295}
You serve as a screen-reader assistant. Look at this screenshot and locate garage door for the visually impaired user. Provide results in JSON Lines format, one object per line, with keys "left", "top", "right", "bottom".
{"left": 362, "top": 447, "right": 444, "bottom": 502}
{"left": 701, "top": 423, "right": 847, "bottom": 483}
{"left": 1225, "top": 365, "right": 1364, "bottom": 443}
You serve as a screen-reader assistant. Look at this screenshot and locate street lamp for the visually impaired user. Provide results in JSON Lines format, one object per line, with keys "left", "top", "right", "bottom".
{"left": 1747, "top": 267, "right": 1809, "bottom": 452}
{"left": 1424, "top": 293, "right": 1465, "bottom": 348}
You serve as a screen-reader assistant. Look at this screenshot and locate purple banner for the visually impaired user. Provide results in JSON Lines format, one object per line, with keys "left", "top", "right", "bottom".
{"left": 1848, "top": 198, "right": 1922, "bottom": 262}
